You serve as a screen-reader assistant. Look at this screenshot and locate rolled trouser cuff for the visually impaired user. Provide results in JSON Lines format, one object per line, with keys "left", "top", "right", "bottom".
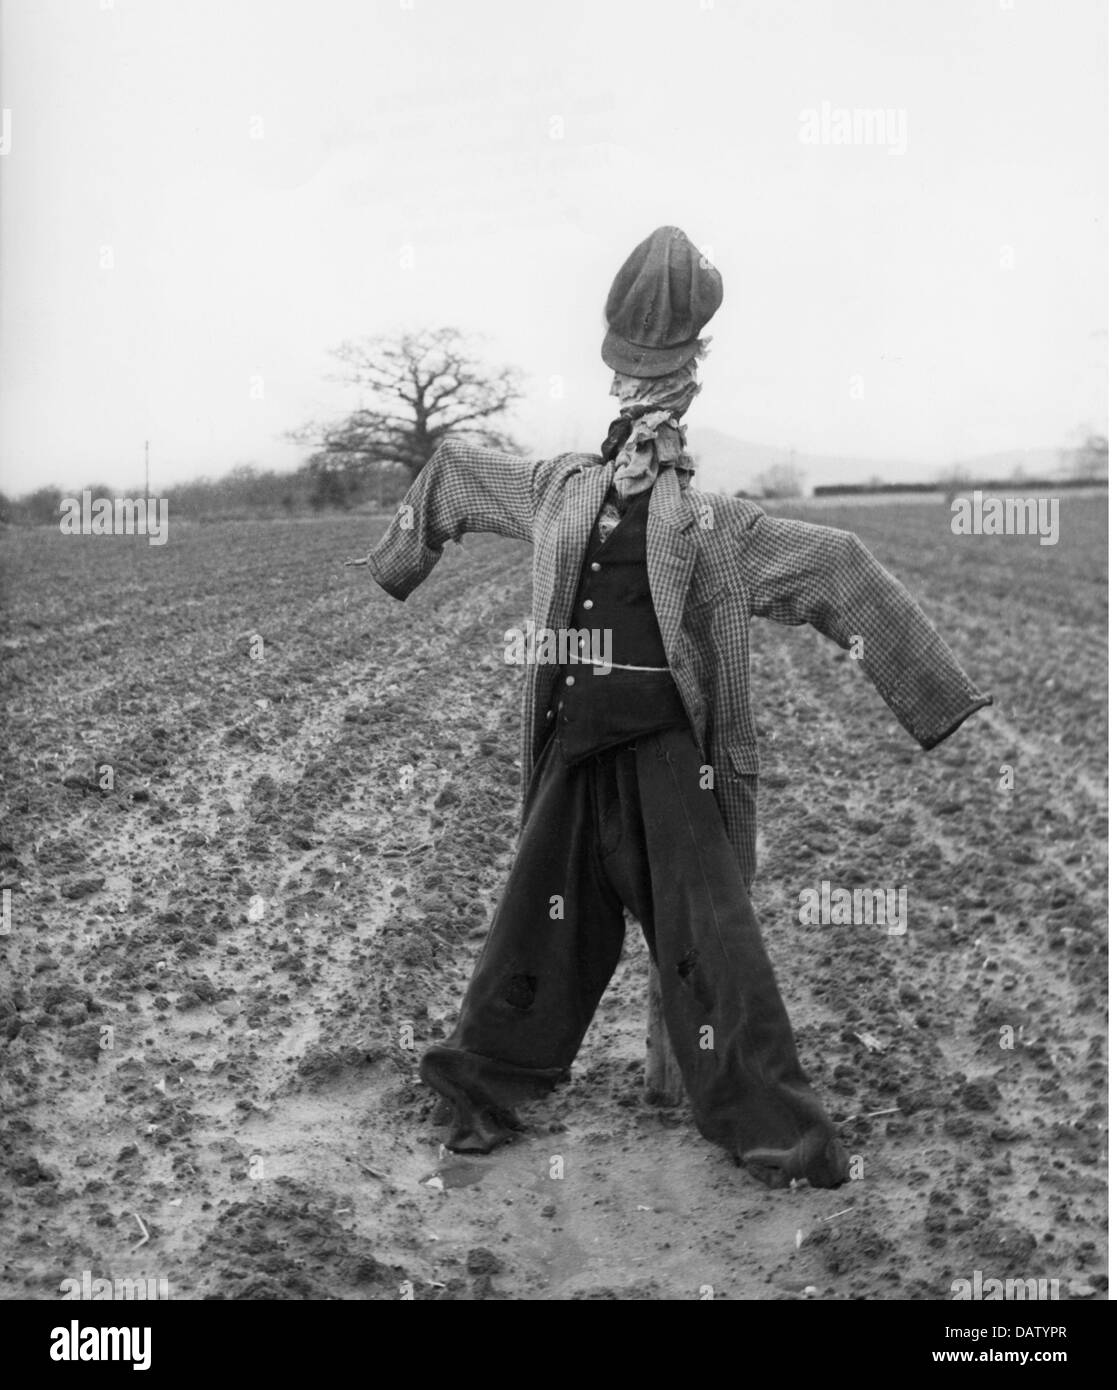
{"left": 420, "top": 1044, "right": 568, "bottom": 1154}
{"left": 737, "top": 1132, "right": 850, "bottom": 1189}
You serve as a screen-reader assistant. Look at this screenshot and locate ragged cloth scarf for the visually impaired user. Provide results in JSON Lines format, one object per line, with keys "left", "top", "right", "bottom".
{"left": 596, "top": 351, "right": 704, "bottom": 542}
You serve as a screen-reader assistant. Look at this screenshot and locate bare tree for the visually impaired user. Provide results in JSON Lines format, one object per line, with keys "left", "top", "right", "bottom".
{"left": 1060, "top": 430, "right": 1108, "bottom": 480}
{"left": 751, "top": 459, "right": 805, "bottom": 499}
{"left": 291, "top": 327, "right": 525, "bottom": 484}
{"left": 937, "top": 462, "right": 974, "bottom": 507}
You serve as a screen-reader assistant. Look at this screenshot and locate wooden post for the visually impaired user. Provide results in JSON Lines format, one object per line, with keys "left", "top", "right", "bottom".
{"left": 644, "top": 960, "right": 685, "bottom": 1106}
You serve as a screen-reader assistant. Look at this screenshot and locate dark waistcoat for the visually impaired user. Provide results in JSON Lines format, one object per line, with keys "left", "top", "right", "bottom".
{"left": 551, "top": 487, "right": 690, "bottom": 764}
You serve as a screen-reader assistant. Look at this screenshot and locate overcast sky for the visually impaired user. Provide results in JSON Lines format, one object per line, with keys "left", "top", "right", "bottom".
{"left": 0, "top": 0, "right": 1107, "bottom": 495}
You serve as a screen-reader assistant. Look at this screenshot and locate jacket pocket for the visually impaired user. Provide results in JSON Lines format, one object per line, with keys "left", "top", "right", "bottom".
{"left": 686, "top": 578, "right": 728, "bottom": 613}
{"left": 727, "top": 742, "right": 761, "bottom": 777}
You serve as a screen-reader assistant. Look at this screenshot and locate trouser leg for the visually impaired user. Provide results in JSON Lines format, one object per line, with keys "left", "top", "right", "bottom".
{"left": 421, "top": 734, "right": 627, "bottom": 1152}
{"left": 599, "top": 727, "right": 849, "bottom": 1188}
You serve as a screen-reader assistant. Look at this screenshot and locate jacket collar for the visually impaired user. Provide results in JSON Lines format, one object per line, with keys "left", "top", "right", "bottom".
{"left": 569, "top": 456, "right": 696, "bottom": 534}
{"left": 648, "top": 463, "right": 697, "bottom": 534}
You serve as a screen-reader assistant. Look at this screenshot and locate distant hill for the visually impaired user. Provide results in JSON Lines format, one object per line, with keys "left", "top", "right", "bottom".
{"left": 686, "top": 426, "right": 1066, "bottom": 495}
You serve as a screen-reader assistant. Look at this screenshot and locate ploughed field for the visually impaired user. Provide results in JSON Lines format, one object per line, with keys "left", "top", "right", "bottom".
{"left": 0, "top": 493, "right": 1106, "bottom": 1300}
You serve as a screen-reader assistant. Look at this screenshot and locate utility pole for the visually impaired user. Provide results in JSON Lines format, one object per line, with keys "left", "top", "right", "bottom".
{"left": 145, "top": 440, "right": 150, "bottom": 498}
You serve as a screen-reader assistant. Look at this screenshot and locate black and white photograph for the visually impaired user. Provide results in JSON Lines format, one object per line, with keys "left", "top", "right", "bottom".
{"left": 0, "top": 0, "right": 1109, "bottom": 1333}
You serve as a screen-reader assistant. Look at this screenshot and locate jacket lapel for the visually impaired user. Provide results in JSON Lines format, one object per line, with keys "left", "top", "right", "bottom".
{"left": 647, "top": 468, "right": 697, "bottom": 662}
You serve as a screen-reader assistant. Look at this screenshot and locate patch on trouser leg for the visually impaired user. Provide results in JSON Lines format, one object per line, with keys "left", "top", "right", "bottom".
{"left": 503, "top": 973, "right": 537, "bottom": 1011}
{"left": 675, "top": 949, "right": 714, "bottom": 1012}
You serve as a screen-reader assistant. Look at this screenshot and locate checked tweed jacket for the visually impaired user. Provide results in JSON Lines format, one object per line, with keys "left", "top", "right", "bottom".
{"left": 365, "top": 439, "right": 992, "bottom": 890}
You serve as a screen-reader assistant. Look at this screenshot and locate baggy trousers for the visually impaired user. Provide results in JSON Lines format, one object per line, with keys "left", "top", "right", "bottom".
{"left": 421, "top": 725, "right": 849, "bottom": 1188}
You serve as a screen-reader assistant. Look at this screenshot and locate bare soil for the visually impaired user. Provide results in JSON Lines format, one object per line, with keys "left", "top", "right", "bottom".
{"left": 0, "top": 497, "right": 1106, "bottom": 1300}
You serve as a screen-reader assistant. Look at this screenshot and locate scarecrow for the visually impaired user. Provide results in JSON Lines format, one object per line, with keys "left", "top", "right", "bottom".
{"left": 359, "top": 227, "right": 992, "bottom": 1188}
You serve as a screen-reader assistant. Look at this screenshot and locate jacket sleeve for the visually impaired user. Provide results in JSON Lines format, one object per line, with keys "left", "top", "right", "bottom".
{"left": 365, "top": 437, "right": 541, "bottom": 600}
{"left": 739, "top": 510, "right": 993, "bottom": 749}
